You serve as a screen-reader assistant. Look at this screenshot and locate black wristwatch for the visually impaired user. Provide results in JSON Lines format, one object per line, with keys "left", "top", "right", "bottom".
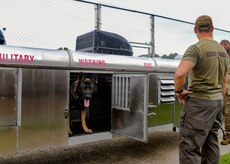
{"left": 175, "top": 89, "right": 183, "bottom": 93}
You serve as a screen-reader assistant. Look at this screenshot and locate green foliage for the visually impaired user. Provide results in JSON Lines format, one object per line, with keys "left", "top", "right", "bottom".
{"left": 162, "top": 53, "right": 179, "bottom": 59}
{"left": 140, "top": 52, "right": 179, "bottom": 59}
{"left": 139, "top": 54, "right": 160, "bottom": 58}
{"left": 58, "top": 47, "right": 70, "bottom": 50}
{"left": 220, "top": 152, "right": 230, "bottom": 164}
{"left": 162, "top": 54, "right": 168, "bottom": 58}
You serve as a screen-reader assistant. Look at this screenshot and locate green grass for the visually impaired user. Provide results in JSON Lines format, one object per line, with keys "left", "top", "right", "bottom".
{"left": 220, "top": 152, "right": 230, "bottom": 164}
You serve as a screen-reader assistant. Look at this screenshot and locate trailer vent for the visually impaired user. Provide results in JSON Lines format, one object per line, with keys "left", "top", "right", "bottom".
{"left": 112, "top": 75, "right": 130, "bottom": 111}
{"left": 149, "top": 73, "right": 176, "bottom": 105}
{"left": 160, "top": 79, "right": 175, "bottom": 103}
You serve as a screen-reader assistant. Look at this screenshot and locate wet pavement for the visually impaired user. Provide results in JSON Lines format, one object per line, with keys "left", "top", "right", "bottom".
{"left": 0, "top": 130, "right": 229, "bottom": 164}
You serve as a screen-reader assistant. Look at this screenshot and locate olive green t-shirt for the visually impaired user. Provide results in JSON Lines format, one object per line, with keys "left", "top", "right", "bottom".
{"left": 182, "top": 39, "right": 229, "bottom": 100}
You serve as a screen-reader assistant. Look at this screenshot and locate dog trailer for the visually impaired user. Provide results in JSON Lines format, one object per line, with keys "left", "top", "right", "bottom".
{"left": 0, "top": 45, "right": 181, "bottom": 155}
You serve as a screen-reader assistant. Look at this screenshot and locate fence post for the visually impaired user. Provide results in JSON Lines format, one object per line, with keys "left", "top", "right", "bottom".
{"left": 150, "top": 15, "right": 155, "bottom": 58}
{"left": 95, "top": 4, "right": 102, "bottom": 30}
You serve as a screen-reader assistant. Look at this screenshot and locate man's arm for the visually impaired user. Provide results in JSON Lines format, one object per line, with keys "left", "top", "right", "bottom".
{"left": 174, "top": 60, "right": 194, "bottom": 104}
{"left": 174, "top": 60, "right": 195, "bottom": 90}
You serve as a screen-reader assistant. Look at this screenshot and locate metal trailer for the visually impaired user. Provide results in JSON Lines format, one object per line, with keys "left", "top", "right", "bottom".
{"left": 0, "top": 45, "right": 181, "bottom": 155}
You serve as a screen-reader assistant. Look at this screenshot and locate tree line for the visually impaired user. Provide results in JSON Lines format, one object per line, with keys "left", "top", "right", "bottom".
{"left": 139, "top": 53, "right": 180, "bottom": 59}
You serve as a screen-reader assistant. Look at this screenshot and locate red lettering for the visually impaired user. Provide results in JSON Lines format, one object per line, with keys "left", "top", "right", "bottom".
{"left": 13, "top": 54, "right": 18, "bottom": 61}
{"left": 0, "top": 53, "right": 9, "bottom": 61}
{"left": 0, "top": 53, "right": 35, "bottom": 63}
{"left": 19, "top": 55, "right": 23, "bottom": 61}
{"left": 144, "top": 63, "right": 152, "bottom": 69}
{"left": 78, "top": 58, "right": 106, "bottom": 66}
{"left": 79, "top": 59, "right": 84, "bottom": 64}
{"left": 24, "top": 55, "right": 29, "bottom": 61}
{"left": 29, "top": 55, "right": 34, "bottom": 61}
{"left": 0, "top": 53, "right": 2, "bottom": 61}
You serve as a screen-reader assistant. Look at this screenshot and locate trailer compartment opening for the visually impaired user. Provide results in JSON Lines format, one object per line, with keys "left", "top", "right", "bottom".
{"left": 69, "top": 72, "right": 112, "bottom": 136}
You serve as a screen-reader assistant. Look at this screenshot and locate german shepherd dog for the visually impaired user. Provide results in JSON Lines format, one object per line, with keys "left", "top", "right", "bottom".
{"left": 69, "top": 73, "right": 98, "bottom": 134}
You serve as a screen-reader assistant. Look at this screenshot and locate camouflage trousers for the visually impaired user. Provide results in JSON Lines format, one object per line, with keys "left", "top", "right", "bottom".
{"left": 224, "top": 96, "right": 230, "bottom": 133}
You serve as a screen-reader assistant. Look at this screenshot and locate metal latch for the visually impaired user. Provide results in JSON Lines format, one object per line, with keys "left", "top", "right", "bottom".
{"left": 148, "top": 104, "right": 157, "bottom": 118}
{"left": 64, "top": 109, "right": 69, "bottom": 119}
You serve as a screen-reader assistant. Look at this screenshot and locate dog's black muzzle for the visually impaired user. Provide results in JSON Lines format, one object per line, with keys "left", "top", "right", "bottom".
{"left": 84, "top": 94, "right": 92, "bottom": 99}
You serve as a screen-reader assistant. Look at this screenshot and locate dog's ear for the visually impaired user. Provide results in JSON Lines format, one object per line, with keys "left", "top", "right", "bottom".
{"left": 78, "top": 72, "right": 85, "bottom": 82}
{"left": 91, "top": 74, "right": 98, "bottom": 84}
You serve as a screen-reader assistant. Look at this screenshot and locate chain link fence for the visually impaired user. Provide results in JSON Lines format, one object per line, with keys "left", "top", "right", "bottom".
{"left": 1, "top": 0, "right": 230, "bottom": 57}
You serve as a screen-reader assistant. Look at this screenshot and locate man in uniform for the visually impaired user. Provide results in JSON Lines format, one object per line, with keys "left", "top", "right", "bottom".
{"left": 174, "top": 15, "right": 229, "bottom": 164}
{"left": 220, "top": 39, "right": 230, "bottom": 145}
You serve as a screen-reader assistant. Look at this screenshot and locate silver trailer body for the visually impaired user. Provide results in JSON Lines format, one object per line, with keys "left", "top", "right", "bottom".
{"left": 0, "top": 45, "right": 180, "bottom": 155}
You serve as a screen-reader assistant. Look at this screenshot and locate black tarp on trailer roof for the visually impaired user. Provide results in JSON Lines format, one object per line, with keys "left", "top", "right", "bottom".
{"left": 76, "top": 30, "right": 133, "bottom": 56}
{"left": 0, "top": 30, "right": 6, "bottom": 45}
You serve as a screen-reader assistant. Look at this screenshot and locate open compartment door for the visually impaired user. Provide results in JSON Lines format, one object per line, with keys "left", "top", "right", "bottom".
{"left": 112, "top": 74, "right": 148, "bottom": 142}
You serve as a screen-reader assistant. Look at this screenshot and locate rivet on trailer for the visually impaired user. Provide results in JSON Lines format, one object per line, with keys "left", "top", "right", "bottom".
{"left": 0, "top": 30, "right": 182, "bottom": 156}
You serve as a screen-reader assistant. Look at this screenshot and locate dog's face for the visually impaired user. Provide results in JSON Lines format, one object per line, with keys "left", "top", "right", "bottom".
{"left": 71, "top": 73, "right": 98, "bottom": 108}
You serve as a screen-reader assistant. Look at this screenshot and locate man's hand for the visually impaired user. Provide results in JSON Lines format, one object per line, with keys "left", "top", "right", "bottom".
{"left": 176, "top": 89, "right": 193, "bottom": 104}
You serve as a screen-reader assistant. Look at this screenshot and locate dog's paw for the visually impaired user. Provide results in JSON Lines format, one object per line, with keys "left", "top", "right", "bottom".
{"left": 68, "top": 130, "right": 73, "bottom": 136}
{"left": 87, "top": 129, "right": 93, "bottom": 134}
{"left": 84, "top": 128, "right": 92, "bottom": 134}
